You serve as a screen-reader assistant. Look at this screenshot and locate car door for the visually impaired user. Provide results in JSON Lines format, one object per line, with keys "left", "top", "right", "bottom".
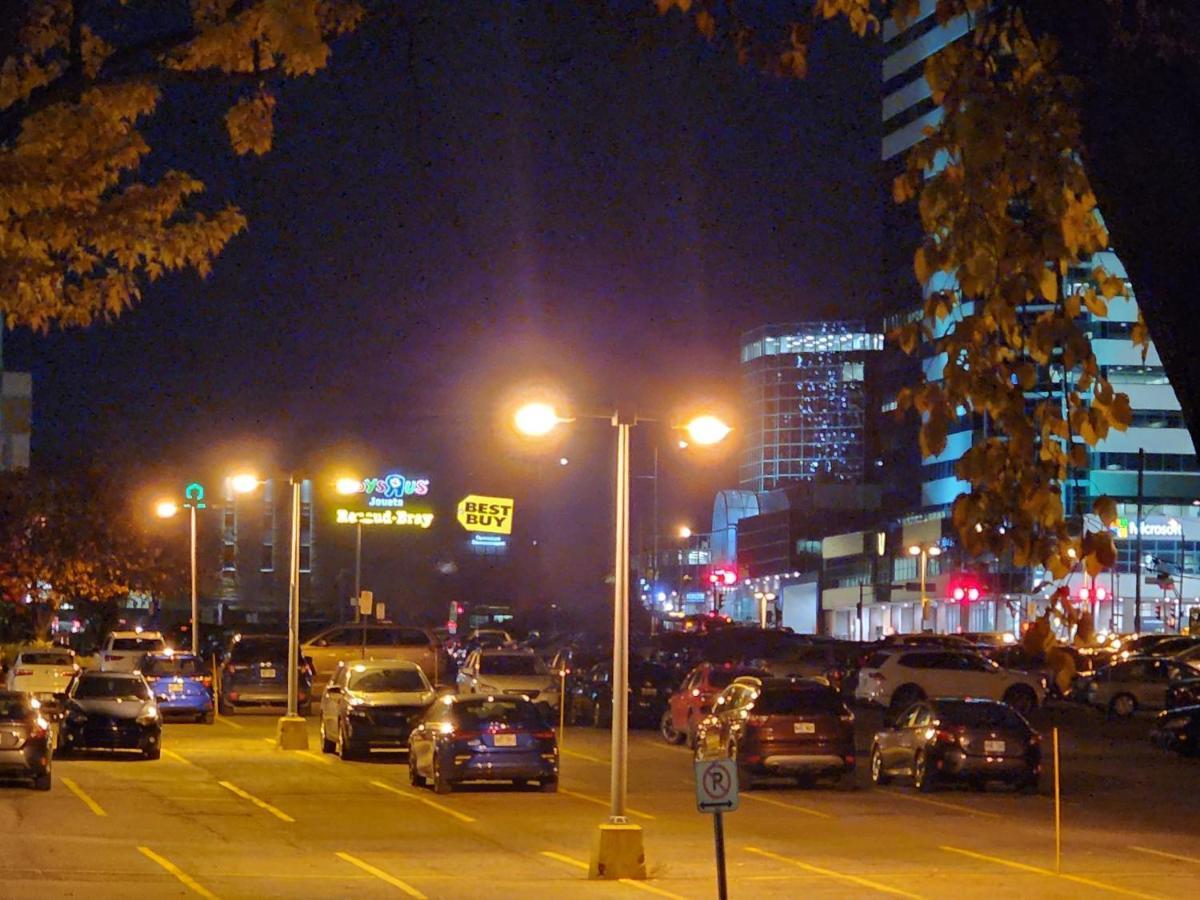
{"left": 1138, "top": 660, "right": 1173, "bottom": 708}
{"left": 952, "top": 653, "right": 1003, "bottom": 698}
{"left": 887, "top": 703, "right": 926, "bottom": 769}
{"left": 670, "top": 668, "right": 699, "bottom": 731}
{"left": 306, "top": 627, "right": 355, "bottom": 684}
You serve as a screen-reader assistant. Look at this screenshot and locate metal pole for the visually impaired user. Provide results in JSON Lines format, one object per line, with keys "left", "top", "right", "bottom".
{"left": 1053, "top": 726, "right": 1062, "bottom": 874}
{"left": 559, "top": 666, "right": 567, "bottom": 752}
{"left": 610, "top": 416, "right": 631, "bottom": 821}
{"left": 190, "top": 504, "right": 199, "bottom": 657}
{"left": 919, "top": 550, "right": 929, "bottom": 632}
{"left": 354, "top": 520, "right": 362, "bottom": 609}
{"left": 713, "top": 810, "right": 729, "bottom": 900}
{"left": 652, "top": 445, "right": 659, "bottom": 584}
{"left": 287, "top": 477, "right": 301, "bottom": 718}
{"left": 1135, "top": 448, "right": 1145, "bottom": 633}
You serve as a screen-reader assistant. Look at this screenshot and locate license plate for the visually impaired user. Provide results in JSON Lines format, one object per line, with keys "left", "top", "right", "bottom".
{"left": 260, "top": 668, "right": 276, "bottom": 679}
{"left": 794, "top": 722, "right": 816, "bottom": 734}
{"left": 493, "top": 733, "right": 517, "bottom": 747}
{"left": 168, "top": 683, "right": 184, "bottom": 693}
{"left": 640, "top": 687, "right": 657, "bottom": 697}
{"left": 984, "top": 740, "right": 1005, "bottom": 754}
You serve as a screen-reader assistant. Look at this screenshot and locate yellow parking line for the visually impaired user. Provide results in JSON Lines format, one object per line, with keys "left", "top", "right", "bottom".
{"left": 258, "top": 737, "right": 330, "bottom": 764}
{"left": 215, "top": 716, "right": 243, "bottom": 730}
{"left": 335, "top": 852, "right": 427, "bottom": 898}
{"left": 370, "top": 779, "right": 477, "bottom": 824}
{"left": 162, "top": 749, "right": 195, "bottom": 766}
{"left": 745, "top": 846, "right": 926, "bottom": 899}
{"left": 218, "top": 780, "right": 295, "bottom": 823}
{"left": 138, "top": 846, "right": 221, "bottom": 899}
{"left": 881, "top": 789, "right": 1001, "bottom": 819}
{"left": 940, "top": 845, "right": 1163, "bottom": 899}
{"left": 559, "top": 788, "right": 655, "bottom": 821}
{"left": 742, "top": 792, "right": 832, "bottom": 819}
{"left": 1129, "top": 845, "right": 1200, "bottom": 866}
{"left": 540, "top": 853, "right": 685, "bottom": 899}
{"left": 541, "top": 851, "right": 588, "bottom": 870}
{"left": 562, "top": 748, "right": 607, "bottom": 763}
{"left": 61, "top": 776, "right": 106, "bottom": 817}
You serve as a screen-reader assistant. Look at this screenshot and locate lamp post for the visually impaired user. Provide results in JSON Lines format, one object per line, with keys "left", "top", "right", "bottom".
{"left": 154, "top": 483, "right": 207, "bottom": 656}
{"left": 908, "top": 543, "right": 942, "bottom": 632}
{"left": 513, "top": 401, "right": 730, "bottom": 880}
{"left": 335, "top": 477, "right": 363, "bottom": 621}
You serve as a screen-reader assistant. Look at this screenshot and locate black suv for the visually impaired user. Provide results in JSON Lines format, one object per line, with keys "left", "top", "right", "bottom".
{"left": 59, "top": 672, "right": 162, "bottom": 760}
{"left": 218, "top": 635, "right": 313, "bottom": 715}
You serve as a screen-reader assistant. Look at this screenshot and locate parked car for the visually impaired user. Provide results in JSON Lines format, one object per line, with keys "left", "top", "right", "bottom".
{"left": 408, "top": 695, "right": 558, "bottom": 793}
{"left": 549, "top": 645, "right": 609, "bottom": 721}
{"left": 302, "top": 624, "right": 447, "bottom": 689}
{"left": 695, "top": 676, "right": 855, "bottom": 788}
{"left": 59, "top": 672, "right": 161, "bottom": 759}
{"left": 870, "top": 698, "right": 1040, "bottom": 792}
{"left": 142, "top": 653, "right": 213, "bottom": 723}
{"left": 453, "top": 629, "right": 515, "bottom": 665}
{"left": 98, "top": 631, "right": 167, "bottom": 673}
{"left": 855, "top": 649, "right": 1044, "bottom": 716}
{"left": 1152, "top": 705, "right": 1200, "bottom": 757}
{"left": 1166, "top": 678, "right": 1200, "bottom": 709}
{"left": 457, "top": 649, "right": 560, "bottom": 714}
{"left": 4, "top": 647, "right": 78, "bottom": 709}
{"left": 570, "top": 660, "right": 674, "bottom": 728}
{"left": 1112, "top": 633, "right": 1193, "bottom": 660}
{"left": 0, "top": 691, "right": 53, "bottom": 790}
{"left": 1081, "top": 656, "right": 1200, "bottom": 717}
{"left": 661, "top": 662, "right": 771, "bottom": 747}
{"left": 218, "top": 635, "right": 312, "bottom": 716}
{"left": 320, "top": 660, "right": 435, "bottom": 759}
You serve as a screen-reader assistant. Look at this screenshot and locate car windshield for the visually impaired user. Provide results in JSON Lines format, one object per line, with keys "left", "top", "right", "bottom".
{"left": 709, "top": 669, "right": 766, "bottom": 688}
{"left": 755, "top": 688, "right": 844, "bottom": 715}
{"left": 17, "top": 652, "right": 73, "bottom": 666}
{"left": 74, "top": 676, "right": 150, "bottom": 700}
{"left": 453, "top": 699, "right": 544, "bottom": 730}
{"left": 143, "top": 656, "right": 204, "bottom": 677}
{"left": 480, "top": 655, "right": 545, "bottom": 676}
{"left": 0, "top": 695, "right": 31, "bottom": 720}
{"left": 349, "top": 668, "right": 428, "bottom": 693}
{"left": 229, "top": 639, "right": 290, "bottom": 664}
{"left": 937, "top": 701, "right": 1026, "bottom": 729}
{"left": 111, "top": 638, "right": 165, "bottom": 652}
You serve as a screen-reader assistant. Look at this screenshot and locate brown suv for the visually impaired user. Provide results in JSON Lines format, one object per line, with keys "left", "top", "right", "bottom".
{"left": 302, "top": 624, "right": 446, "bottom": 691}
{"left": 695, "top": 676, "right": 856, "bottom": 788}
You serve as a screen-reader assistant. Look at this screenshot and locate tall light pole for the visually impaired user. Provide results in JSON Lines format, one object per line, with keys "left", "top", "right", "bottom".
{"left": 908, "top": 543, "right": 942, "bottom": 632}
{"left": 513, "top": 401, "right": 730, "bottom": 880}
{"left": 155, "top": 482, "right": 207, "bottom": 656}
{"left": 336, "top": 477, "right": 363, "bottom": 621}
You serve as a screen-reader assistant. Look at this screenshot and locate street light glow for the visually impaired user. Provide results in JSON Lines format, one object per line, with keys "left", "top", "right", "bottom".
{"left": 683, "top": 414, "right": 731, "bottom": 446}
{"left": 514, "top": 402, "right": 561, "bottom": 437}
{"left": 928, "top": 546, "right": 942, "bottom": 557}
{"left": 230, "top": 473, "right": 259, "bottom": 494}
{"left": 678, "top": 526, "right": 692, "bottom": 539}
{"left": 155, "top": 500, "right": 179, "bottom": 519}
{"left": 908, "top": 544, "right": 922, "bottom": 556}
{"left": 335, "top": 477, "right": 361, "bottom": 495}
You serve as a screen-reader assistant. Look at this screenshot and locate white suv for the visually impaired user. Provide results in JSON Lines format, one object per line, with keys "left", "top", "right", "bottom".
{"left": 856, "top": 649, "right": 1044, "bottom": 715}
{"left": 99, "top": 632, "right": 167, "bottom": 673}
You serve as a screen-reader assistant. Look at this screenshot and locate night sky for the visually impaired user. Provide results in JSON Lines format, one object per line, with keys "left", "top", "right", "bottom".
{"left": 4, "top": 3, "right": 881, "bottom": 609}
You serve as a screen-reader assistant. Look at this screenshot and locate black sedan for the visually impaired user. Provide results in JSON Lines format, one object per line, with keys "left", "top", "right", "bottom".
{"left": 1153, "top": 705, "right": 1200, "bottom": 757}
{"left": 59, "top": 672, "right": 162, "bottom": 760}
{"left": 871, "top": 698, "right": 1040, "bottom": 792}
{"left": 0, "top": 691, "right": 53, "bottom": 790}
{"left": 570, "top": 660, "right": 674, "bottom": 728}
{"left": 409, "top": 695, "right": 557, "bottom": 794}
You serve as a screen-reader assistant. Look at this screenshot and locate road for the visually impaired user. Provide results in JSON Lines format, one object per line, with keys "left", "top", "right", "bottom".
{"left": 3, "top": 703, "right": 1199, "bottom": 899}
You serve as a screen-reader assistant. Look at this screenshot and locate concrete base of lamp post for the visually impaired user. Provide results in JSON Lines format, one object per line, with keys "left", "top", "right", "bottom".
{"left": 589, "top": 822, "right": 646, "bottom": 880}
{"left": 275, "top": 716, "right": 309, "bottom": 751}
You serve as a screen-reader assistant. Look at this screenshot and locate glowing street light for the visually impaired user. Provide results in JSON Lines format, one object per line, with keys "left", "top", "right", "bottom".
{"left": 683, "top": 414, "right": 732, "bottom": 446}
{"left": 513, "top": 402, "right": 563, "bottom": 437}
{"left": 230, "top": 473, "right": 259, "bottom": 495}
{"left": 678, "top": 526, "right": 692, "bottom": 539}
{"left": 335, "top": 476, "right": 361, "bottom": 495}
{"left": 908, "top": 543, "right": 942, "bottom": 631}
{"left": 155, "top": 500, "right": 179, "bottom": 519}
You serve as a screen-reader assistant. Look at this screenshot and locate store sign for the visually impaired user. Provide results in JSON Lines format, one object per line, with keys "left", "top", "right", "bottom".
{"left": 340, "top": 473, "right": 431, "bottom": 509}
{"left": 456, "top": 495, "right": 515, "bottom": 535}
{"left": 1113, "top": 517, "right": 1183, "bottom": 540}
{"left": 335, "top": 508, "right": 434, "bottom": 529}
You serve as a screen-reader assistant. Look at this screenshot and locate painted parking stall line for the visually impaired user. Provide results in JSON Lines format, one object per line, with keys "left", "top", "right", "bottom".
{"left": 335, "top": 852, "right": 428, "bottom": 898}
{"left": 218, "top": 780, "right": 295, "bottom": 823}
{"left": 744, "top": 846, "right": 927, "bottom": 899}
{"left": 138, "top": 846, "right": 221, "bottom": 900}
{"left": 370, "top": 779, "right": 477, "bottom": 824}
{"left": 939, "top": 845, "right": 1164, "bottom": 900}
{"left": 60, "top": 776, "right": 107, "bottom": 817}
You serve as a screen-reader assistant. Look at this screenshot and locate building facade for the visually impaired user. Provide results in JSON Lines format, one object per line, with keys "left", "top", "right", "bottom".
{"left": 0, "top": 332, "right": 31, "bottom": 471}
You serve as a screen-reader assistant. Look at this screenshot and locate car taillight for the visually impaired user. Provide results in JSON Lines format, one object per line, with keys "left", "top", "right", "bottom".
{"left": 59, "top": 670, "right": 76, "bottom": 678}
{"left": 452, "top": 730, "right": 480, "bottom": 741}
{"left": 533, "top": 730, "right": 556, "bottom": 740}
{"left": 13, "top": 668, "right": 33, "bottom": 677}
{"left": 933, "top": 729, "right": 958, "bottom": 744}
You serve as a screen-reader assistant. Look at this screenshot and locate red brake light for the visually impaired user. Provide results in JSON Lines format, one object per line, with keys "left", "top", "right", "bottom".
{"left": 533, "top": 730, "right": 556, "bottom": 740}
{"left": 13, "top": 668, "right": 33, "bottom": 677}
{"left": 933, "top": 729, "right": 957, "bottom": 743}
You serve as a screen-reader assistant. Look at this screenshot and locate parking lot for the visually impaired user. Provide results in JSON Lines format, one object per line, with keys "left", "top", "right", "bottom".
{"left": 4, "top": 701, "right": 1198, "bottom": 899}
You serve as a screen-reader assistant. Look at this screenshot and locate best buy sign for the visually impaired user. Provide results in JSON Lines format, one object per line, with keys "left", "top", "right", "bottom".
{"left": 457, "top": 495, "right": 515, "bottom": 535}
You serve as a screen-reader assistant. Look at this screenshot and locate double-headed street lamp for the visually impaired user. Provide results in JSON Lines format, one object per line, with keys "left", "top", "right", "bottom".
{"left": 909, "top": 542, "right": 942, "bottom": 632}
{"left": 154, "top": 484, "right": 207, "bottom": 657}
{"left": 514, "top": 400, "right": 730, "bottom": 880}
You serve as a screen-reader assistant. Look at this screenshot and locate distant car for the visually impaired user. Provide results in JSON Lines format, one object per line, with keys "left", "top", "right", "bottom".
{"left": 99, "top": 631, "right": 167, "bottom": 673}
{"left": 1172, "top": 644, "right": 1200, "bottom": 667}
{"left": 0, "top": 691, "right": 53, "bottom": 790}
{"left": 408, "top": 695, "right": 558, "bottom": 793}
{"left": 4, "top": 648, "right": 78, "bottom": 707}
{"left": 302, "top": 624, "right": 447, "bottom": 690}
{"left": 218, "top": 635, "right": 312, "bottom": 716}
{"left": 320, "top": 660, "right": 435, "bottom": 759}
{"left": 456, "top": 649, "right": 560, "bottom": 714}
{"left": 453, "top": 629, "right": 515, "bottom": 665}
{"left": 870, "top": 698, "right": 1041, "bottom": 792}
{"left": 1112, "top": 634, "right": 1192, "bottom": 660}
{"left": 661, "top": 662, "right": 771, "bottom": 747}
{"left": 1152, "top": 705, "right": 1200, "bottom": 757}
{"left": 142, "top": 653, "right": 213, "bottom": 724}
{"left": 695, "top": 677, "right": 855, "bottom": 788}
{"left": 548, "top": 645, "right": 610, "bottom": 721}
{"left": 1082, "top": 656, "right": 1200, "bottom": 717}
{"left": 855, "top": 649, "right": 1044, "bottom": 716}
{"left": 570, "top": 660, "right": 674, "bottom": 729}
{"left": 958, "top": 632, "right": 1018, "bottom": 649}
{"left": 59, "top": 672, "right": 161, "bottom": 760}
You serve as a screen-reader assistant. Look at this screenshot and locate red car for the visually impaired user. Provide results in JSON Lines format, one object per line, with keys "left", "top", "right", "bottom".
{"left": 660, "top": 662, "right": 769, "bottom": 747}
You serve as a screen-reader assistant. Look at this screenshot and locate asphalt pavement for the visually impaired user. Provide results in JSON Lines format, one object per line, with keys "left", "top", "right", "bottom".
{"left": 2, "top": 702, "right": 1199, "bottom": 899}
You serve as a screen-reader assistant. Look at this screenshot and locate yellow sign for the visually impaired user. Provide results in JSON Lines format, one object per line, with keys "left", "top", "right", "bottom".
{"left": 336, "top": 508, "right": 434, "bottom": 529}
{"left": 457, "top": 495, "right": 514, "bottom": 535}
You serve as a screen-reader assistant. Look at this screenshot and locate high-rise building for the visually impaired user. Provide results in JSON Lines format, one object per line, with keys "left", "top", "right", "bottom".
{"left": 738, "top": 322, "right": 883, "bottom": 493}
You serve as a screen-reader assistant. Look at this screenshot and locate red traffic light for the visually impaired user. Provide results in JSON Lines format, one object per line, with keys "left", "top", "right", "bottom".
{"left": 950, "top": 582, "right": 981, "bottom": 603}
{"left": 708, "top": 569, "right": 737, "bottom": 587}
{"left": 1080, "top": 586, "right": 1107, "bottom": 602}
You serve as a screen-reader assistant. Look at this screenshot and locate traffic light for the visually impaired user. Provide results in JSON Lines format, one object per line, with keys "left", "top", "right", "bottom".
{"left": 708, "top": 569, "right": 737, "bottom": 587}
{"left": 949, "top": 581, "right": 981, "bottom": 603}
{"left": 1079, "top": 586, "right": 1107, "bottom": 602}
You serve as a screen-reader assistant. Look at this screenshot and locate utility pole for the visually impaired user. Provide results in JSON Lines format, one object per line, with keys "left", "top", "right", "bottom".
{"left": 1135, "top": 448, "right": 1144, "bottom": 634}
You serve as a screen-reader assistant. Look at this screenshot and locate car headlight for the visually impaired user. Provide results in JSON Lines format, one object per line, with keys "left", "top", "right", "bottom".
{"left": 136, "top": 706, "right": 159, "bottom": 726}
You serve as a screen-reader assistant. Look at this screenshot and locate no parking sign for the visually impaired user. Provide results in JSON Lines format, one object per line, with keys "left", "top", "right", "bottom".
{"left": 695, "top": 758, "right": 739, "bottom": 814}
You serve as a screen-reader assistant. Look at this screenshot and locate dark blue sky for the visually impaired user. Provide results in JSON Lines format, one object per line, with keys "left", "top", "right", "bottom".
{"left": 5, "top": 3, "right": 880, "bottom": 605}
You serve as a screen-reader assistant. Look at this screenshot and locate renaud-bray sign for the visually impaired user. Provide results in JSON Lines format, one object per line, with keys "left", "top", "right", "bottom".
{"left": 457, "top": 495, "right": 515, "bottom": 535}
{"left": 335, "top": 472, "right": 434, "bottom": 529}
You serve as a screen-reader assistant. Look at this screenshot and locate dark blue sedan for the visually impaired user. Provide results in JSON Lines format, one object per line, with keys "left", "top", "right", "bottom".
{"left": 142, "top": 653, "right": 213, "bottom": 724}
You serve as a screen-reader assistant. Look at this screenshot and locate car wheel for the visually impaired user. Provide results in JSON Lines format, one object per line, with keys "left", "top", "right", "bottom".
{"left": 218, "top": 695, "right": 234, "bottom": 716}
{"left": 913, "top": 751, "right": 936, "bottom": 793}
{"left": 408, "top": 752, "right": 427, "bottom": 787}
{"left": 660, "top": 711, "right": 685, "bottom": 745}
{"left": 1003, "top": 685, "right": 1037, "bottom": 715}
{"left": 320, "top": 721, "right": 335, "bottom": 754}
{"left": 539, "top": 777, "right": 559, "bottom": 793}
{"left": 143, "top": 745, "right": 162, "bottom": 761}
{"left": 870, "top": 746, "right": 892, "bottom": 785}
{"left": 1110, "top": 693, "right": 1137, "bottom": 718}
{"left": 32, "top": 771, "right": 51, "bottom": 791}
{"left": 200, "top": 711, "right": 214, "bottom": 725}
{"left": 337, "top": 724, "right": 361, "bottom": 761}
{"left": 432, "top": 754, "right": 452, "bottom": 794}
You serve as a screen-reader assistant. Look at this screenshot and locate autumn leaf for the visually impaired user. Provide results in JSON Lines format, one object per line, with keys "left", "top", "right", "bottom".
{"left": 225, "top": 89, "right": 277, "bottom": 155}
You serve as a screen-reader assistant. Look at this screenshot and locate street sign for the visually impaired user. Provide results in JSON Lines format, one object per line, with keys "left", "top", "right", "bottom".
{"left": 695, "top": 758, "right": 738, "bottom": 814}
{"left": 456, "top": 495, "right": 515, "bottom": 535}
{"left": 358, "top": 590, "right": 374, "bottom": 616}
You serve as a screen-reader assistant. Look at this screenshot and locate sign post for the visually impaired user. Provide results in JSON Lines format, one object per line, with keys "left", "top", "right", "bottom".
{"left": 695, "top": 758, "right": 737, "bottom": 900}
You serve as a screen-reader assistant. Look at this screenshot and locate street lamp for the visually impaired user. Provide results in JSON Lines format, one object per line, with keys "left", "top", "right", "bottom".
{"left": 336, "top": 476, "right": 366, "bottom": 621}
{"left": 153, "top": 483, "right": 206, "bottom": 656}
{"left": 908, "top": 543, "right": 942, "bottom": 632}
{"left": 513, "top": 401, "right": 730, "bottom": 880}
{"left": 678, "top": 526, "right": 692, "bottom": 540}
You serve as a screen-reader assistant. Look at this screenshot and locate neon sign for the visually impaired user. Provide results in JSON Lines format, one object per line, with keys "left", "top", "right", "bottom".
{"left": 1113, "top": 517, "right": 1183, "bottom": 540}
{"left": 336, "top": 508, "right": 434, "bottom": 529}
{"left": 341, "top": 473, "right": 431, "bottom": 509}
